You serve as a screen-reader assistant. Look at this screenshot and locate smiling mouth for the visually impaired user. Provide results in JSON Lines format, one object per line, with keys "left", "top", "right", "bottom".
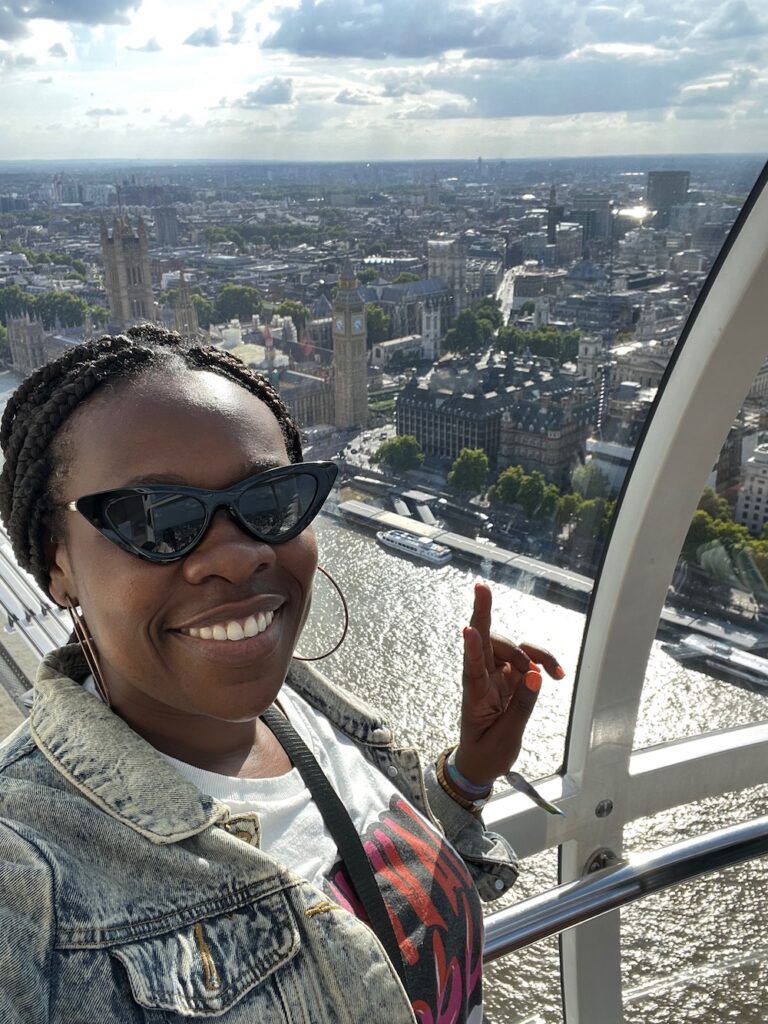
{"left": 178, "top": 609, "right": 276, "bottom": 642}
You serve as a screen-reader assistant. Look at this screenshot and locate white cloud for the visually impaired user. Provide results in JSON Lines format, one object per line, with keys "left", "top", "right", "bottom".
{"left": 335, "top": 88, "right": 378, "bottom": 106}
{"left": 233, "top": 77, "right": 294, "bottom": 106}
{"left": 184, "top": 25, "right": 221, "bottom": 47}
{"left": 86, "top": 106, "right": 127, "bottom": 116}
{"left": 126, "top": 37, "right": 161, "bottom": 52}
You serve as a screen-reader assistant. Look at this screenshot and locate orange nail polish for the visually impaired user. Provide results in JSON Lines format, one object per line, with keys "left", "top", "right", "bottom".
{"left": 524, "top": 670, "right": 542, "bottom": 693}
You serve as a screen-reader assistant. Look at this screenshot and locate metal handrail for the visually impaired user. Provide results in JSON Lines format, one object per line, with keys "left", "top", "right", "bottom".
{"left": 483, "top": 815, "right": 768, "bottom": 963}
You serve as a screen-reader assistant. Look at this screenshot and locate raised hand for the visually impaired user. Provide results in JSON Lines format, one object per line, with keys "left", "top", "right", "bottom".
{"left": 454, "top": 581, "right": 564, "bottom": 790}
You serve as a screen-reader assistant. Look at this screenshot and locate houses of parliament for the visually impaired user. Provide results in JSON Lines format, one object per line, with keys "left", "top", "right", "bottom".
{"left": 6, "top": 216, "right": 373, "bottom": 431}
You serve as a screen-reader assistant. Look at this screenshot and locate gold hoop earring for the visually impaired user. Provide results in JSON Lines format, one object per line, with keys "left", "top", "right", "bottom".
{"left": 294, "top": 565, "right": 349, "bottom": 662}
{"left": 65, "top": 596, "right": 111, "bottom": 707}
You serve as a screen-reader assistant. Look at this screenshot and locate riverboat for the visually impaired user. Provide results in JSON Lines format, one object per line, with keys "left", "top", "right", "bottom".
{"left": 375, "top": 529, "right": 452, "bottom": 565}
{"left": 662, "top": 633, "right": 768, "bottom": 693}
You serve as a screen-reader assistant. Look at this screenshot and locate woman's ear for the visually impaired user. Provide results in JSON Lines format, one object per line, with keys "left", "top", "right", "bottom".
{"left": 46, "top": 535, "right": 76, "bottom": 608}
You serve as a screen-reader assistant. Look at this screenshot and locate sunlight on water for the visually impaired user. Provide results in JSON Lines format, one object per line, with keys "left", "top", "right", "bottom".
{"left": 305, "top": 514, "right": 768, "bottom": 1024}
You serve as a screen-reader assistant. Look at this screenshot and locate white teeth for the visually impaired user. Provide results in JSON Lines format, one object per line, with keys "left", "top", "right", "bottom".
{"left": 227, "top": 621, "right": 244, "bottom": 641}
{"left": 182, "top": 610, "right": 276, "bottom": 642}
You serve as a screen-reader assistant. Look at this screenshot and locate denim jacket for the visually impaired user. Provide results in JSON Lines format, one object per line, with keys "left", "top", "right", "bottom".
{"left": 0, "top": 645, "right": 518, "bottom": 1023}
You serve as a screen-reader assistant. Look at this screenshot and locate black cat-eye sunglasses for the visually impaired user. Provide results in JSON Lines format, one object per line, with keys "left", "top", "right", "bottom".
{"left": 63, "top": 461, "right": 338, "bottom": 563}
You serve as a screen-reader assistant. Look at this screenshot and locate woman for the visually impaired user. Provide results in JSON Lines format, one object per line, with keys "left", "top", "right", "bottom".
{"left": 0, "top": 327, "right": 561, "bottom": 1023}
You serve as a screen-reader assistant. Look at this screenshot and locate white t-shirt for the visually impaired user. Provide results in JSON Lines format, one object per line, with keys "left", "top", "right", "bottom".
{"left": 157, "top": 686, "right": 403, "bottom": 888}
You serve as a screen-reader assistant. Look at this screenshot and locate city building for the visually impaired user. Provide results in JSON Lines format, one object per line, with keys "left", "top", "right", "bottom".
{"left": 173, "top": 271, "right": 200, "bottom": 341}
{"left": 153, "top": 207, "right": 180, "bottom": 247}
{"left": 497, "top": 374, "right": 598, "bottom": 488}
{"left": 647, "top": 171, "right": 690, "bottom": 227}
{"left": 427, "top": 236, "right": 466, "bottom": 318}
{"left": 100, "top": 216, "right": 155, "bottom": 329}
{"left": 735, "top": 444, "right": 768, "bottom": 535}
{"left": 371, "top": 335, "right": 423, "bottom": 367}
{"left": 332, "top": 261, "right": 368, "bottom": 428}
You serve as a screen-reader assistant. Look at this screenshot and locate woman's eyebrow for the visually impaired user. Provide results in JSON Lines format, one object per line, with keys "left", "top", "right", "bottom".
{"left": 119, "top": 461, "right": 284, "bottom": 488}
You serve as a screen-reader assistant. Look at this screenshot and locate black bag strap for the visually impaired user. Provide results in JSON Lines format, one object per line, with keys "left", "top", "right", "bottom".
{"left": 261, "top": 706, "right": 410, "bottom": 996}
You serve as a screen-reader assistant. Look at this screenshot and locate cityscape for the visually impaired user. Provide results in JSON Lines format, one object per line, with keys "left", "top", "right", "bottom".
{"left": 0, "top": 152, "right": 766, "bottom": 624}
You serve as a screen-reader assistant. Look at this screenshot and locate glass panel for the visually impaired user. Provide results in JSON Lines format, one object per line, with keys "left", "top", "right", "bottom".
{"left": 621, "top": 858, "right": 768, "bottom": 1024}
{"left": 310, "top": 515, "right": 578, "bottom": 778}
{"left": 622, "top": 790, "right": 768, "bottom": 1022}
{"left": 635, "top": 349, "right": 768, "bottom": 749}
{"left": 483, "top": 850, "right": 563, "bottom": 1024}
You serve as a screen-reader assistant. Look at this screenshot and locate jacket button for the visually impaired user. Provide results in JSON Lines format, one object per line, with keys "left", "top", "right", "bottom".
{"left": 386, "top": 765, "right": 398, "bottom": 778}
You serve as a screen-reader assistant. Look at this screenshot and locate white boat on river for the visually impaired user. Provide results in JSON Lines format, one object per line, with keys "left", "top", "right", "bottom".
{"left": 375, "top": 529, "right": 452, "bottom": 566}
{"left": 662, "top": 632, "right": 768, "bottom": 693}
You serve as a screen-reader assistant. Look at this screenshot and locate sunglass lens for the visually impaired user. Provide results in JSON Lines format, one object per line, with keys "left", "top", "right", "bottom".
{"left": 105, "top": 494, "right": 208, "bottom": 556}
{"left": 239, "top": 473, "right": 319, "bottom": 539}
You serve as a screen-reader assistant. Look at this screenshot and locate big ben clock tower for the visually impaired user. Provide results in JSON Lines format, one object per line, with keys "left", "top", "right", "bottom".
{"left": 332, "top": 260, "right": 368, "bottom": 429}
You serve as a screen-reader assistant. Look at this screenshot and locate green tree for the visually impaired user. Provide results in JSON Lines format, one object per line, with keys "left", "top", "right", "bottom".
{"left": 539, "top": 484, "right": 560, "bottom": 518}
{"left": 516, "top": 471, "right": 547, "bottom": 517}
{"left": 573, "top": 497, "right": 608, "bottom": 539}
{"left": 557, "top": 492, "right": 582, "bottom": 527}
{"left": 33, "top": 291, "right": 87, "bottom": 329}
{"left": 357, "top": 268, "right": 377, "bottom": 284}
{"left": 571, "top": 462, "right": 610, "bottom": 500}
{"left": 448, "top": 448, "right": 489, "bottom": 493}
{"left": 0, "top": 322, "right": 8, "bottom": 363}
{"left": 214, "top": 285, "right": 262, "bottom": 323}
{"left": 445, "top": 310, "right": 484, "bottom": 354}
{"left": 520, "top": 301, "right": 535, "bottom": 316}
{"left": 371, "top": 435, "right": 424, "bottom": 471}
{"left": 192, "top": 294, "right": 214, "bottom": 330}
{"left": 0, "top": 284, "right": 32, "bottom": 324}
{"left": 471, "top": 297, "right": 504, "bottom": 330}
{"left": 682, "top": 509, "right": 718, "bottom": 562}
{"left": 88, "top": 305, "right": 110, "bottom": 327}
{"left": 277, "top": 300, "right": 311, "bottom": 335}
{"left": 393, "top": 271, "right": 420, "bottom": 283}
{"left": 365, "top": 304, "right": 389, "bottom": 346}
{"left": 698, "top": 486, "right": 731, "bottom": 521}
{"left": 490, "top": 465, "right": 524, "bottom": 506}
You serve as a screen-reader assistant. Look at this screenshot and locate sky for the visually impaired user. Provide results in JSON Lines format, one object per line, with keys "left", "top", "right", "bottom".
{"left": 0, "top": 0, "right": 766, "bottom": 161}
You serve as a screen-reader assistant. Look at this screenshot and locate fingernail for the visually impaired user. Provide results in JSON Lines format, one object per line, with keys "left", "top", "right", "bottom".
{"left": 524, "top": 670, "right": 542, "bottom": 693}
{"left": 555, "top": 666, "right": 566, "bottom": 679}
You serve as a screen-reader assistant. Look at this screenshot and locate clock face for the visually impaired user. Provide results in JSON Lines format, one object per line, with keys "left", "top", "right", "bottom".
{"left": 335, "top": 316, "right": 345, "bottom": 332}
{"left": 352, "top": 316, "right": 364, "bottom": 333}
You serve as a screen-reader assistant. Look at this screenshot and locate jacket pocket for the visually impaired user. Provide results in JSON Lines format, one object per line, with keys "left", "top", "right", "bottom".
{"left": 109, "top": 888, "right": 299, "bottom": 1017}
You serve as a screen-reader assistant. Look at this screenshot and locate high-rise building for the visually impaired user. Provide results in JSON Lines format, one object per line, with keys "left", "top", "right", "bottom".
{"left": 647, "top": 171, "right": 690, "bottom": 227}
{"left": 332, "top": 261, "right": 368, "bottom": 429}
{"left": 174, "top": 271, "right": 200, "bottom": 341}
{"left": 101, "top": 217, "right": 155, "bottom": 329}
{"left": 154, "top": 206, "right": 180, "bottom": 247}
{"left": 428, "top": 236, "right": 466, "bottom": 320}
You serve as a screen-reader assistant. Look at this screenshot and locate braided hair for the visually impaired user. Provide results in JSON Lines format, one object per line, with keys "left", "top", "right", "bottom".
{"left": 0, "top": 326, "right": 303, "bottom": 597}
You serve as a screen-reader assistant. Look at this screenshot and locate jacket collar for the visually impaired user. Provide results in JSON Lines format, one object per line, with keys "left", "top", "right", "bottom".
{"left": 32, "top": 645, "right": 227, "bottom": 844}
{"left": 31, "top": 646, "right": 395, "bottom": 845}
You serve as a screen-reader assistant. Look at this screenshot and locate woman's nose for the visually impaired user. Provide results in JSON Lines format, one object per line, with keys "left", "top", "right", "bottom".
{"left": 181, "top": 510, "right": 277, "bottom": 585}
